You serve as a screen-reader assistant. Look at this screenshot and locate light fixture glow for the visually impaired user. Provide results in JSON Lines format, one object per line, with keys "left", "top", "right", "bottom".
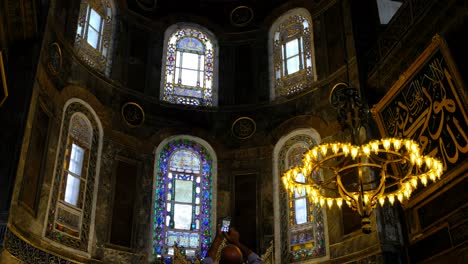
{"left": 281, "top": 83, "right": 445, "bottom": 234}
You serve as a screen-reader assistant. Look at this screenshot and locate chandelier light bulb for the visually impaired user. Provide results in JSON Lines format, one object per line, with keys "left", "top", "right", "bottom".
{"left": 312, "top": 148, "right": 318, "bottom": 159}
{"left": 363, "top": 145, "right": 371, "bottom": 156}
{"left": 411, "top": 178, "right": 418, "bottom": 188}
{"left": 371, "top": 141, "right": 379, "bottom": 154}
{"left": 397, "top": 192, "right": 404, "bottom": 203}
{"left": 416, "top": 157, "right": 423, "bottom": 167}
{"left": 425, "top": 157, "right": 433, "bottom": 168}
{"left": 383, "top": 139, "right": 391, "bottom": 151}
{"left": 321, "top": 145, "right": 328, "bottom": 156}
{"left": 405, "top": 140, "right": 412, "bottom": 150}
{"left": 351, "top": 147, "right": 359, "bottom": 159}
{"left": 397, "top": 192, "right": 403, "bottom": 203}
{"left": 363, "top": 194, "right": 369, "bottom": 204}
{"left": 319, "top": 197, "right": 325, "bottom": 207}
{"left": 379, "top": 197, "right": 385, "bottom": 207}
{"left": 393, "top": 139, "right": 401, "bottom": 150}
{"left": 342, "top": 144, "right": 350, "bottom": 156}
{"left": 310, "top": 189, "right": 317, "bottom": 198}
{"left": 332, "top": 143, "right": 339, "bottom": 154}
{"left": 411, "top": 143, "right": 419, "bottom": 153}
{"left": 337, "top": 198, "right": 343, "bottom": 208}
{"left": 421, "top": 175, "right": 428, "bottom": 186}
{"left": 429, "top": 172, "right": 436, "bottom": 182}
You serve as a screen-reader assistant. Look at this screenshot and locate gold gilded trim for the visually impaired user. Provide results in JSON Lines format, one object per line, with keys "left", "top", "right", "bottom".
{"left": 121, "top": 102, "right": 145, "bottom": 127}
{"left": 371, "top": 34, "right": 466, "bottom": 117}
{"left": 329, "top": 82, "right": 348, "bottom": 105}
{"left": 231, "top": 117, "right": 256, "bottom": 139}
{"left": 47, "top": 42, "right": 63, "bottom": 76}
{"left": 0, "top": 50, "right": 8, "bottom": 107}
{"left": 230, "top": 6, "right": 254, "bottom": 27}
{"left": 370, "top": 33, "right": 468, "bottom": 177}
{"left": 6, "top": 223, "right": 87, "bottom": 264}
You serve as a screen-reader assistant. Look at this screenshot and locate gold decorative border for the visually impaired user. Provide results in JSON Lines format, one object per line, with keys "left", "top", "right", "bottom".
{"left": 47, "top": 42, "right": 63, "bottom": 76}
{"left": 370, "top": 34, "right": 468, "bottom": 202}
{"left": 328, "top": 82, "right": 349, "bottom": 105}
{"left": 231, "top": 117, "right": 256, "bottom": 139}
{"left": 121, "top": 102, "right": 145, "bottom": 127}
{"left": 0, "top": 50, "right": 8, "bottom": 107}
{"left": 230, "top": 6, "right": 254, "bottom": 27}
{"left": 5, "top": 224, "right": 85, "bottom": 263}
{"left": 372, "top": 35, "right": 466, "bottom": 114}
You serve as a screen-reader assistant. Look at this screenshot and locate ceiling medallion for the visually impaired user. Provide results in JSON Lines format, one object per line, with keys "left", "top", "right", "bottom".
{"left": 230, "top": 6, "right": 254, "bottom": 27}
{"left": 47, "top": 42, "right": 62, "bottom": 77}
{"left": 136, "top": 0, "right": 157, "bottom": 11}
{"left": 232, "top": 117, "right": 256, "bottom": 139}
{"left": 121, "top": 102, "right": 145, "bottom": 127}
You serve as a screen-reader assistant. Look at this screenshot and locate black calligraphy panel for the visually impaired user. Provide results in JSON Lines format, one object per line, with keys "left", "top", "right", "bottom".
{"left": 376, "top": 49, "right": 468, "bottom": 173}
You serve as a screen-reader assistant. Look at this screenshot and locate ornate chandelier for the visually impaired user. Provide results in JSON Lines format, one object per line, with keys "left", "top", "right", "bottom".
{"left": 282, "top": 83, "right": 444, "bottom": 233}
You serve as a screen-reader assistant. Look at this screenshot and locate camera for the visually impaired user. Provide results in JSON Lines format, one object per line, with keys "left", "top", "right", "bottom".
{"left": 221, "top": 217, "right": 231, "bottom": 232}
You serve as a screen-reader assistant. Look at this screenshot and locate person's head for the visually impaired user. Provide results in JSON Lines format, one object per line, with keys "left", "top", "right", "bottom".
{"left": 220, "top": 244, "right": 243, "bottom": 264}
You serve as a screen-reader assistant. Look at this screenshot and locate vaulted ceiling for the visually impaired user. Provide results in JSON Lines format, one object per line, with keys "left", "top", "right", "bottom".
{"left": 123, "top": 0, "right": 323, "bottom": 32}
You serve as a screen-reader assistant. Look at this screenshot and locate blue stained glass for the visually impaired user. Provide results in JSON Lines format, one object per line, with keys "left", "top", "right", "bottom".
{"left": 162, "top": 28, "right": 215, "bottom": 106}
{"left": 153, "top": 139, "right": 213, "bottom": 261}
{"left": 174, "top": 87, "right": 203, "bottom": 98}
{"left": 190, "top": 234, "right": 199, "bottom": 247}
{"left": 170, "top": 149, "right": 200, "bottom": 172}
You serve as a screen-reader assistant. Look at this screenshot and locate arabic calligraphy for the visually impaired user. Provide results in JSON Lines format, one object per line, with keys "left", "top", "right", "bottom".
{"left": 121, "top": 102, "right": 145, "bottom": 127}
{"left": 232, "top": 117, "right": 256, "bottom": 139}
{"left": 379, "top": 50, "right": 468, "bottom": 172}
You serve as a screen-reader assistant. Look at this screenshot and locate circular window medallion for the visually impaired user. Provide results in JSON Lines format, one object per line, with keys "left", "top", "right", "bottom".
{"left": 47, "top": 42, "right": 62, "bottom": 76}
{"left": 230, "top": 6, "right": 254, "bottom": 27}
{"left": 121, "top": 102, "right": 145, "bottom": 127}
{"left": 231, "top": 117, "right": 256, "bottom": 139}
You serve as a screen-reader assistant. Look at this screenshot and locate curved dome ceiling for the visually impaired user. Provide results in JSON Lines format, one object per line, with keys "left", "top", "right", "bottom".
{"left": 125, "top": 0, "right": 322, "bottom": 31}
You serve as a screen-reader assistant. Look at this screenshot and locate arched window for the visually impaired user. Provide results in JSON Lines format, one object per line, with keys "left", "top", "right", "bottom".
{"left": 269, "top": 8, "right": 316, "bottom": 99}
{"left": 75, "top": 0, "right": 115, "bottom": 75}
{"left": 273, "top": 129, "right": 328, "bottom": 263}
{"left": 45, "top": 100, "right": 103, "bottom": 252}
{"left": 161, "top": 23, "right": 218, "bottom": 107}
{"left": 153, "top": 136, "right": 217, "bottom": 262}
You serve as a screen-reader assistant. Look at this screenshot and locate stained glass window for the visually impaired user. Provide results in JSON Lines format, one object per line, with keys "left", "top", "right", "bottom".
{"left": 153, "top": 138, "right": 214, "bottom": 262}
{"left": 75, "top": 0, "right": 114, "bottom": 75}
{"left": 161, "top": 24, "right": 218, "bottom": 106}
{"left": 45, "top": 101, "right": 102, "bottom": 252}
{"left": 270, "top": 8, "right": 316, "bottom": 99}
{"left": 274, "top": 131, "right": 328, "bottom": 263}
{"left": 54, "top": 114, "right": 93, "bottom": 238}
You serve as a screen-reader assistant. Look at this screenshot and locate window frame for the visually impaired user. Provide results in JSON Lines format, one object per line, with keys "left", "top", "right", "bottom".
{"left": 160, "top": 23, "right": 219, "bottom": 107}
{"left": 83, "top": 6, "right": 104, "bottom": 51}
{"left": 74, "top": 0, "right": 115, "bottom": 75}
{"left": 273, "top": 129, "right": 329, "bottom": 263}
{"left": 44, "top": 100, "right": 103, "bottom": 253}
{"left": 269, "top": 8, "right": 317, "bottom": 100}
{"left": 152, "top": 136, "right": 217, "bottom": 262}
{"left": 60, "top": 137, "right": 90, "bottom": 209}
